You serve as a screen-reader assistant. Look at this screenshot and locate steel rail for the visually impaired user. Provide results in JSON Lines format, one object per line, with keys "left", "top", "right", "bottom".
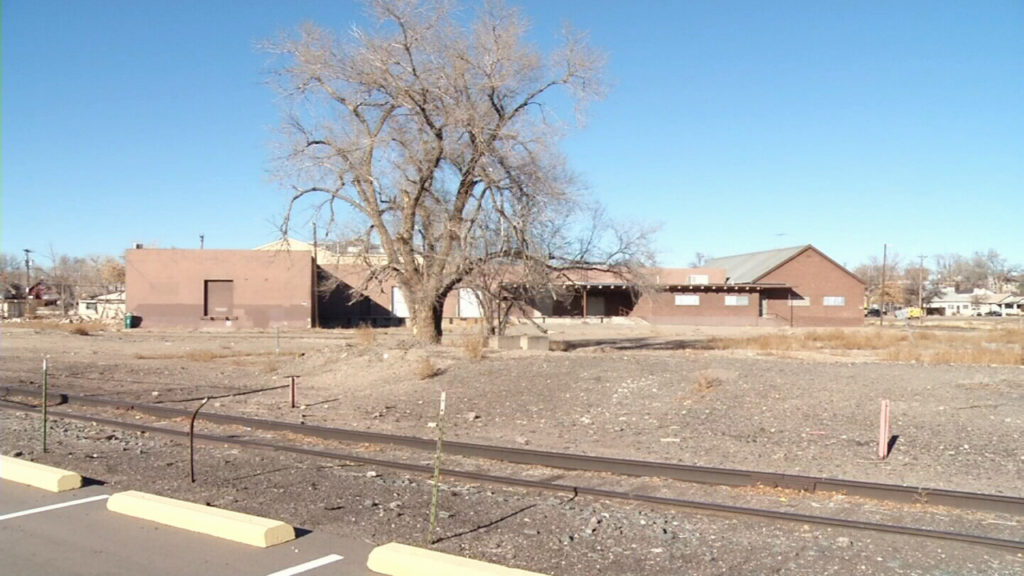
{"left": 1, "top": 400, "right": 1021, "bottom": 554}
{"left": 3, "top": 385, "right": 1023, "bottom": 517}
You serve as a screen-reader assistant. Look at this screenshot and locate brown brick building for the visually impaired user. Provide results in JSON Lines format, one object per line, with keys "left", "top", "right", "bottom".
{"left": 124, "top": 244, "right": 863, "bottom": 329}
{"left": 125, "top": 249, "right": 314, "bottom": 329}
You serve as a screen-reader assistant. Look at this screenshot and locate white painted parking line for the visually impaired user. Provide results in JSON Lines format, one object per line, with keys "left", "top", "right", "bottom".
{"left": 0, "top": 494, "right": 111, "bottom": 522}
{"left": 264, "top": 554, "right": 344, "bottom": 576}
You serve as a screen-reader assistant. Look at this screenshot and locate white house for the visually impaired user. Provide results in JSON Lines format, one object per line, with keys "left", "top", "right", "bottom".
{"left": 78, "top": 291, "right": 126, "bottom": 320}
{"left": 928, "top": 287, "right": 1021, "bottom": 316}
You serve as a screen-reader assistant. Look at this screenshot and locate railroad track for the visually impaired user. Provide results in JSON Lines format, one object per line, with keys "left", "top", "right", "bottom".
{"left": 2, "top": 385, "right": 1022, "bottom": 553}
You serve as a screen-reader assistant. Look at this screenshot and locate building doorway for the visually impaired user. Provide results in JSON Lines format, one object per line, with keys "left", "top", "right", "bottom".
{"left": 204, "top": 280, "right": 234, "bottom": 317}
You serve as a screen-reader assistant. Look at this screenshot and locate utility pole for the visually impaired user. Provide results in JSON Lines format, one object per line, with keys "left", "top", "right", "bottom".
{"left": 200, "top": 234, "right": 205, "bottom": 249}
{"left": 880, "top": 244, "right": 887, "bottom": 327}
{"left": 917, "top": 254, "right": 926, "bottom": 324}
{"left": 23, "top": 249, "right": 32, "bottom": 293}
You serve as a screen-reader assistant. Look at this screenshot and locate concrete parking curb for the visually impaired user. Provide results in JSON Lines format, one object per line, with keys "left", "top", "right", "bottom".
{"left": 106, "top": 490, "right": 295, "bottom": 547}
{"left": 367, "top": 542, "right": 549, "bottom": 576}
{"left": 0, "top": 455, "right": 83, "bottom": 492}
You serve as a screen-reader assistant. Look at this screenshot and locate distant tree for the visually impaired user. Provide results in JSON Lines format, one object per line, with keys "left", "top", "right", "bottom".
{"left": 855, "top": 251, "right": 903, "bottom": 309}
{"left": 689, "top": 252, "right": 709, "bottom": 267}
{"left": 0, "top": 253, "right": 26, "bottom": 298}
{"left": 901, "top": 262, "right": 931, "bottom": 307}
{"left": 268, "top": 0, "right": 653, "bottom": 343}
{"left": 96, "top": 256, "right": 126, "bottom": 294}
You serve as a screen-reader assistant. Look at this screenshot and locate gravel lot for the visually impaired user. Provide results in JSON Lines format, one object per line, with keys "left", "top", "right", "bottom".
{"left": 2, "top": 321, "right": 1022, "bottom": 575}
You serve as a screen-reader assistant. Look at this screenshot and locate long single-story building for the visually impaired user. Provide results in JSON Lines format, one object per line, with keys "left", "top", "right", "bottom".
{"left": 124, "top": 243, "right": 864, "bottom": 329}
{"left": 512, "top": 245, "right": 864, "bottom": 327}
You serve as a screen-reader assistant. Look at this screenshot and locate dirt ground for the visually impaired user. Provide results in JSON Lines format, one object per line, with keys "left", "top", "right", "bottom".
{"left": 1, "top": 320, "right": 1022, "bottom": 575}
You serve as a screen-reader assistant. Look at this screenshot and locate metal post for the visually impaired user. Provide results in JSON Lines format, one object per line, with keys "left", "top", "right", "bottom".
{"left": 918, "top": 254, "right": 926, "bottom": 325}
{"left": 289, "top": 376, "right": 298, "bottom": 409}
{"left": 42, "top": 358, "right": 48, "bottom": 453}
{"left": 880, "top": 244, "right": 887, "bottom": 327}
{"left": 189, "top": 397, "right": 210, "bottom": 482}
{"left": 276, "top": 327, "right": 280, "bottom": 356}
{"left": 878, "top": 399, "right": 891, "bottom": 460}
{"left": 23, "top": 249, "right": 32, "bottom": 291}
{"left": 428, "top": 390, "right": 447, "bottom": 544}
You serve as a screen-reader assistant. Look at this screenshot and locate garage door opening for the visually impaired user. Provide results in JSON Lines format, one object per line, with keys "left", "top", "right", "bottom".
{"left": 204, "top": 280, "right": 234, "bottom": 317}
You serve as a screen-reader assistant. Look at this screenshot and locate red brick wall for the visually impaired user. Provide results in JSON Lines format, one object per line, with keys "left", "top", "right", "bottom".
{"left": 126, "top": 249, "right": 313, "bottom": 329}
{"left": 759, "top": 249, "right": 865, "bottom": 327}
{"left": 633, "top": 289, "right": 763, "bottom": 325}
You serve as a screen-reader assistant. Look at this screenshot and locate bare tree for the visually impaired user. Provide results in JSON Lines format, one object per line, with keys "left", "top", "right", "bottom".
{"left": 0, "top": 253, "right": 24, "bottom": 298}
{"left": 934, "top": 250, "right": 1016, "bottom": 293}
{"left": 855, "top": 251, "right": 903, "bottom": 310}
{"left": 689, "top": 252, "right": 708, "bottom": 267}
{"left": 267, "top": 0, "right": 649, "bottom": 343}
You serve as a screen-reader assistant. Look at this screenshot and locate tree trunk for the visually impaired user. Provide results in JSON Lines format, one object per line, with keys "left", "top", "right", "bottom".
{"left": 409, "top": 293, "right": 446, "bottom": 344}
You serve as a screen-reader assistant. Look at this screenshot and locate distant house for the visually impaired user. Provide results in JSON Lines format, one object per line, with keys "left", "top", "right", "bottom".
{"left": 77, "top": 291, "right": 126, "bottom": 320}
{"left": 925, "top": 287, "right": 1021, "bottom": 316}
{"left": 125, "top": 242, "right": 865, "bottom": 329}
{"left": 27, "top": 281, "right": 59, "bottom": 305}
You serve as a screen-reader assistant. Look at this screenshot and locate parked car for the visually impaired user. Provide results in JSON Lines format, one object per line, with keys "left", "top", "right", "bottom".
{"left": 865, "top": 308, "right": 882, "bottom": 318}
{"left": 984, "top": 310, "right": 1003, "bottom": 317}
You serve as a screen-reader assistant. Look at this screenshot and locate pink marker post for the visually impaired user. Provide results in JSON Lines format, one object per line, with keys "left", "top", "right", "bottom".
{"left": 878, "top": 399, "right": 891, "bottom": 459}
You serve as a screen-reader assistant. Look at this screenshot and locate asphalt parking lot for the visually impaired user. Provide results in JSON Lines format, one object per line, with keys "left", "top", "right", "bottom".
{"left": 0, "top": 479, "right": 375, "bottom": 576}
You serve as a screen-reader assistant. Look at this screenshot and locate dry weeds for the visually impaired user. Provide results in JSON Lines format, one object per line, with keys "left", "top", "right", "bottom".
{"left": 134, "top": 350, "right": 275, "bottom": 362}
{"left": 460, "top": 335, "right": 486, "bottom": 360}
{"left": 708, "top": 327, "right": 1024, "bottom": 366}
{"left": 355, "top": 323, "right": 376, "bottom": 348}
{"left": 65, "top": 322, "right": 107, "bottom": 336}
{"left": 549, "top": 340, "right": 570, "bottom": 352}
{"left": 694, "top": 370, "right": 723, "bottom": 394}
{"left": 415, "top": 357, "right": 440, "bottom": 380}
{"left": 5, "top": 319, "right": 109, "bottom": 334}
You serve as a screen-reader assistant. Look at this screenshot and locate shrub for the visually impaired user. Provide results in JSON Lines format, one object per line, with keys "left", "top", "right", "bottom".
{"left": 461, "top": 335, "right": 486, "bottom": 360}
{"left": 694, "top": 370, "right": 722, "bottom": 394}
{"left": 355, "top": 323, "right": 376, "bottom": 348}
{"left": 416, "top": 357, "right": 440, "bottom": 380}
{"left": 549, "top": 340, "right": 569, "bottom": 352}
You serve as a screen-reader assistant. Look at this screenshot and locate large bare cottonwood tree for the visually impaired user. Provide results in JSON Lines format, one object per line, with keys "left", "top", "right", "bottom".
{"left": 268, "top": 0, "right": 645, "bottom": 343}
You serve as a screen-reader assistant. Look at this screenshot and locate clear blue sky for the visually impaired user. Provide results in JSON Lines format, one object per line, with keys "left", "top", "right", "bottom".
{"left": 3, "top": 0, "right": 1022, "bottom": 271}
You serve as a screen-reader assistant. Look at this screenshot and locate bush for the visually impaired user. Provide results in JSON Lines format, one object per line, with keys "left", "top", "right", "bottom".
{"left": 355, "top": 323, "right": 376, "bottom": 348}
{"left": 415, "top": 357, "right": 440, "bottom": 380}
{"left": 461, "top": 335, "right": 486, "bottom": 360}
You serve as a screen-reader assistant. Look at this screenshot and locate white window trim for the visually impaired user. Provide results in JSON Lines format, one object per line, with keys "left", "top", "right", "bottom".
{"left": 688, "top": 274, "right": 710, "bottom": 285}
{"left": 823, "top": 296, "right": 846, "bottom": 307}
{"left": 788, "top": 297, "right": 810, "bottom": 307}
{"left": 674, "top": 294, "right": 700, "bottom": 306}
{"left": 724, "top": 294, "right": 749, "bottom": 306}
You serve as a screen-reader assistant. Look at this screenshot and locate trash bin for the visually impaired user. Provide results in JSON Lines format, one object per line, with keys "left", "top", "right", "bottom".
{"left": 124, "top": 313, "right": 134, "bottom": 329}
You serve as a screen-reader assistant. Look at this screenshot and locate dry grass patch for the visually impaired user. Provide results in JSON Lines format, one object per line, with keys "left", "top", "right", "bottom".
{"left": 134, "top": 350, "right": 274, "bottom": 362}
{"left": 709, "top": 327, "right": 1024, "bottom": 366}
{"left": 549, "top": 340, "right": 569, "bottom": 352}
{"left": 460, "top": 335, "right": 486, "bottom": 360}
{"left": 712, "top": 329, "right": 911, "bottom": 351}
{"left": 693, "top": 370, "right": 723, "bottom": 394}
{"left": 415, "top": 357, "right": 441, "bottom": 380}
{"left": 355, "top": 323, "right": 376, "bottom": 348}
{"left": 64, "top": 322, "right": 107, "bottom": 336}
{"left": 884, "top": 342, "right": 1024, "bottom": 366}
